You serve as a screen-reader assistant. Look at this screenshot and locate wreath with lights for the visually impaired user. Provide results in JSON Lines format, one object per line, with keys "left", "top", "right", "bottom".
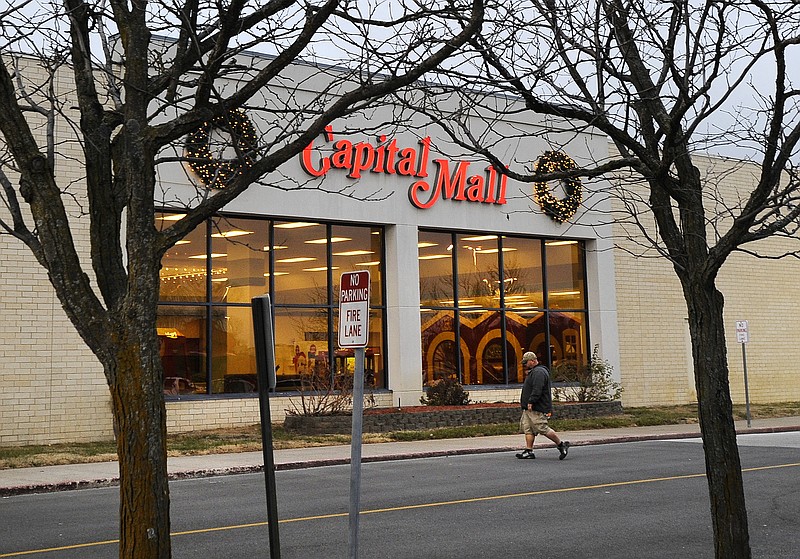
{"left": 533, "top": 151, "right": 582, "bottom": 223}
{"left": 184, "top": 109, "right": 258, "bottom": 189}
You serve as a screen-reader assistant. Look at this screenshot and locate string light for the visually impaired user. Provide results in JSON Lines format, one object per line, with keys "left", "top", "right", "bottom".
{"left": 184, "top": 109, "right": 258, "bottom": 189}
{"left": 533, "top": 151, "right": 582, "bottom": 223}
{"left": 160, "top": 267, "right": 228, "bottom": 281}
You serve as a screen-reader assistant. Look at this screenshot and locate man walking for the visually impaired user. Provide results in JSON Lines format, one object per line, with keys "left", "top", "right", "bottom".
{"left": 516, "top": 351, "right": 570, "bottom": 460}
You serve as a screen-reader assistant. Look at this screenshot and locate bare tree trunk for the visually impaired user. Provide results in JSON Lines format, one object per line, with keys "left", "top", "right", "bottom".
{"left": 684, "top": 282, "right": 751, "bottom": 559}
{"left": 109, "top": 320, "right": 171, "bottom": 559}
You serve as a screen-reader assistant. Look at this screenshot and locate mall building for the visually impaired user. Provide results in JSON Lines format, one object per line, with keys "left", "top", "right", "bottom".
{"left": 2, "top": 57, "right": 799, "bottom": 446}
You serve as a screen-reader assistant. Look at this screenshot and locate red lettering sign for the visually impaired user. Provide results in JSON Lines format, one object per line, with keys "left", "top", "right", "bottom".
{"left": 300, "top": 127, "right": 507, "bottom": 210}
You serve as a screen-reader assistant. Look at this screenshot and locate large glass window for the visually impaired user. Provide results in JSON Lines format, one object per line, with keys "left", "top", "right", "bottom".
{"left": 157, "top": 305, "right": 207, "bottom": 394}
{"left": 158, "top": 212, "right": 386, "bottom": 396}
{"left": 272, "top": 221, "right": 328, "bottom": 305}
{"left": 158, "top": 214, "right": 207, "bottom": 303}
{"left": 210, "top": 217, "right": 269, "bottom": 303}
{"left": 418, "top": 230, "right": 454, "bottom": 306}
{"left": 419, "top": 230, "right": 588, "bottom": 387}
{"left": 545, "top": 240, "right": 585, "bottom": 310}
{"left": 456, "top": 233, "right": 501, "bottom": 308}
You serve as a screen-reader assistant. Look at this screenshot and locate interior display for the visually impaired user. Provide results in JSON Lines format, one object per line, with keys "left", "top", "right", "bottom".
{"left": 157, "top": 213, "right": 386, "bottom": 394}
{"left": 419, "top": 230, "right": 588, "bottom": 385}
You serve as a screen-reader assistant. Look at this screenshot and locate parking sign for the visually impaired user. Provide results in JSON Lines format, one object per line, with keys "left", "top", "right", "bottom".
{"left": 338, "top": 271, "right": 370, "bottom": 348}
{"left": 735, "top": 320, "right": 749, "bottom": 344}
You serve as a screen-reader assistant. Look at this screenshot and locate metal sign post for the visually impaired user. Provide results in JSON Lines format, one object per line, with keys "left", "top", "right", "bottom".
{"left": 735, "top": 320, "right": 751, "bottom": 428}
{"left": 252, "top": 294, "right": 281, "bottom": 558}
{"left": 338, "top": 270, "right": 370, "bottom": 559}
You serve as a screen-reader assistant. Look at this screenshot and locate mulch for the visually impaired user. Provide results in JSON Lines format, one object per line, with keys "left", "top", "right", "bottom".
{"left": 365, "top": 402, "right": 518, "bottom": 415}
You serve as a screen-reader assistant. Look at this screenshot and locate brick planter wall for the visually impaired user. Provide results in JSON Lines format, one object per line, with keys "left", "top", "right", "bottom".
{"left": 283, "top": 401, "right": 623, "bottom": 435}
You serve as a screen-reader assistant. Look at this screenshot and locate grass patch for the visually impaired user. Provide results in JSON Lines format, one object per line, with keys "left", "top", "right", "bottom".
{"left": 1, "top": 402, "right": 797, "bottom": 470}
{"left": 0, "top": 441, "right": 118, "bottom": 469}
{"left": 388, "top": 423, "right": 519, "bottom": 442}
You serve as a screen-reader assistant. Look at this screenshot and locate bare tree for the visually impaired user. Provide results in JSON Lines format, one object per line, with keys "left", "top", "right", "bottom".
{"left": 412, "top": 1, "right": 800, "bottom": 557}
{"left": 0, "top": 0, "right": 484, "bottom": 557}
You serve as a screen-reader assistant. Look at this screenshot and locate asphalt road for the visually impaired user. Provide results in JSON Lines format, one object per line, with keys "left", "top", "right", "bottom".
{"left": 1, "top": 433, "right": 798, "bottom": 559}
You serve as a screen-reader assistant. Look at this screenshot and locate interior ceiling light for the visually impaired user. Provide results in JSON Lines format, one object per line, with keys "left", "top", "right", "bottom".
{"left": 550, "top": 290, "right": 580, "bottom": 296}
{"left": 303, "top": 266, "right": 340, "bottom": 272}
{"left": 211, "top": 277, "right": 228, "bottom": 282}
{"left": 462, "top": 235, "right": 498, "bottom": 241}
{"left": 188, "top": 253, "right": 227, "bottom": 259}
{"left": 305, "top": 236, "right": 351, "bottom": 244}
{"left": 362, "top": 261, "right": 382, "bottom": 266}
{"left": 263, "top": 245, "right": 288, "bottom": 251}
{"left": 333, "top": 250, "right": 374, "bottom": 256}
{"left": 275, "top": 222, "right": 318, "bottom": 229}
{"left": 275, "top": 257, "right": 316, "bottom": 263}
{"left": 174, "top": 240, "right": 191, "bottom": 245}
{"left": 417, "top": 242, "right": 438, "bottom": 248}
{"left": 264, "top": 272, "right": 289, "bottom": 277}
{"left": 545, "top": 240, "right": 579, "bottom": 246}
{"left": 211, "top": 230, "right": 253, "bottom": 238}
{"left": 157, "top": 214, "right": 184, "bottom": 221}
{"left": 472, "top": 247, "right": 517, "bottom": 254}
{"left": 419, "top": 254, "right": 451, "bottom": 260}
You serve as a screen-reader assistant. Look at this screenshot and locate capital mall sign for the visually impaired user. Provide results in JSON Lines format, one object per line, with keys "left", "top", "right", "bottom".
{"left": 300, "top": 126, "right": 508, "bottom": 209}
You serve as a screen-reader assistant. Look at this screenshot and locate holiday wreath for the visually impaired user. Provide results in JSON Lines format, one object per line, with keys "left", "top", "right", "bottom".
{"left": 533, "top": 151, "right": 582, "bottom": 223}
{"left": 184, "top": 109, "right": 258, "bottom": 189}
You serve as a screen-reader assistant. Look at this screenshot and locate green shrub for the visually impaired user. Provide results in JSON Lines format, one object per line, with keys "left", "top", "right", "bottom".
{"left": 551, "top": 345, "right": 623, "bottom": 402}
{"left": 420, "top": 377, "right": 471, "bottom": 406}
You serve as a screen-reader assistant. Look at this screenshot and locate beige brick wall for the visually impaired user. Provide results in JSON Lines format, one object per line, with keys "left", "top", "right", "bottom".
{"left": 0, "top": 57, "right": 115, "bottom": 446}
{"left": 612, "top": 154, "right": 800, "bottom": 406}
{"left": 165, "top": 391, "right": 397, "bottom": 432}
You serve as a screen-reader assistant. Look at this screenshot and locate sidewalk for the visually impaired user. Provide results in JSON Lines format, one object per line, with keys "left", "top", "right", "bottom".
{"left": 3, "top": 417, "right": 799, "bottom": 497}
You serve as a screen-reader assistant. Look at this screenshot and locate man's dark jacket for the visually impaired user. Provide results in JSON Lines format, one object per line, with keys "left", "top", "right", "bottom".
{"left": 520, "top": 364, "right": 553, "bottom": 413}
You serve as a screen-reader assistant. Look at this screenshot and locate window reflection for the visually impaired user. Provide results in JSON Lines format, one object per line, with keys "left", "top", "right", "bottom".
{"left": 549, "top": 310, "right": 587, "bottom": 368}
{"left": 158, "top": 213, "right": 207, "bottom": 303}
{"left": 331, "top": 308, "right": 385, "bottom": 387}
{"left": 545, "top": 240, "right": 585, "bottom": 309}
{"left": 420, "top": 309, "right": 459, "bottom": 384}
{"left": 211, "top": 217, "right": 269, "bottom": 303}
{"left": 274, "top": 307, "right": 330, "bottom": 391}
{"left": 157, "top": 305, "right": 207, "bottom": 394}
{"left": 457, "top": 234, "right": 500, "bottom": 308}
{"left": 501, "top": 236, "right": 543, "bottom": 309}
{"left": 332, "top": 225, "right": 384, "bottom": 306}
{"left": 418, "top": 231, "right": 454, "bottom": 306}
{"left": 506, "top": 309, "right": 545, "bottom": 383}
{"left": 210, "top": 306, "right": 258, "bottom": 394}
{"left": 272, "top": 221, "right": 328, "bottom": 305}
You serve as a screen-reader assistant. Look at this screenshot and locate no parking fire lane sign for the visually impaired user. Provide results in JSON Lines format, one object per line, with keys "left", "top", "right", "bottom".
{"left": 338, "top": 270, "right": 370, "bottom": 348}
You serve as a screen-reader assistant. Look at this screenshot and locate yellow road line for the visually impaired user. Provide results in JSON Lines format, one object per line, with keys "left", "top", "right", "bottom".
{"left": 2, "top": 461, "right": 798, "bottom": 558}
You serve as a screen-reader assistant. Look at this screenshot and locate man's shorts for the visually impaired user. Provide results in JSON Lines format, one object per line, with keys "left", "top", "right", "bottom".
{"left": 520, "top": 410, "right": 551, "bottom": 435}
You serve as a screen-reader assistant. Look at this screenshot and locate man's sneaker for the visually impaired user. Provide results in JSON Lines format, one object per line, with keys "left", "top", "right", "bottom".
{"left": 515, "top": 449, "right": 535, "bottom": 459}
{"left": 558, "top": 441, "right": 570, "bottom": 460}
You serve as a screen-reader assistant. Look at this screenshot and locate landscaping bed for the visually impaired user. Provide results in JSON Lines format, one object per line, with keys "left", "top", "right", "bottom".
{"left": 283, "top": 400, "right": 624, "bottom": 435}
